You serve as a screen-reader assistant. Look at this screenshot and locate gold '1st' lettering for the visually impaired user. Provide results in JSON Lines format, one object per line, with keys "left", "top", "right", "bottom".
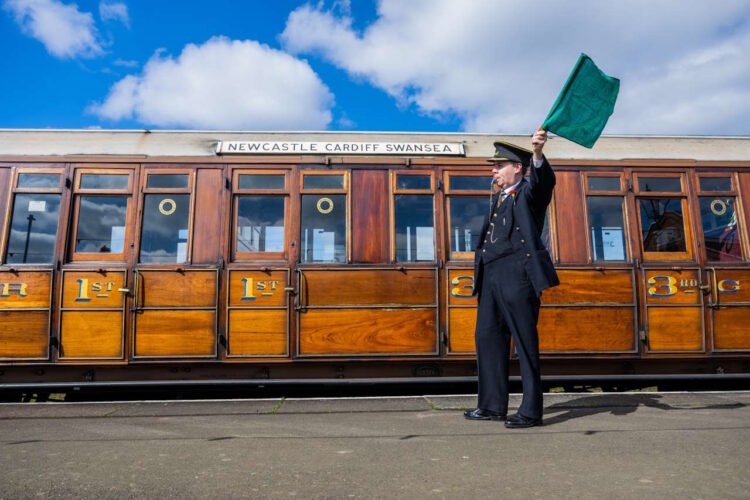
{"left": 241, "top": 277, "right": 256, "bottom": 301}
{"left": 648, "top": 275, "right": 678, "bottom": 297}
{"left": 75, "top": 278, "right": 91, "bottom": 302}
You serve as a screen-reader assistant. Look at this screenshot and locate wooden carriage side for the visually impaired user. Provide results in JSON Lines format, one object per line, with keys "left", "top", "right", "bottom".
{"left": 1, "top": 132, "right": 749, "bottom": 384}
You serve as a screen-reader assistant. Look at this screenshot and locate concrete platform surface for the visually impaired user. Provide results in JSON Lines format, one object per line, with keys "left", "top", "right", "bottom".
{"left": 1, "top": 392, "right": 748, "bottom": 499}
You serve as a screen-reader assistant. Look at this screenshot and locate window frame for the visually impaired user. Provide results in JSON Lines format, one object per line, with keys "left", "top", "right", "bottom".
{"left": 444, "top": 171, "right": 494, "bottom": 261}
{"left": 137, "top": 168, "right": 196, "bottom": 266}
{"left": 582, "top": 172, "right": 631, "bottom": 264}
{"left": 390, "top": 170, "right": 436, "bottom": 263}
{"left": 231, "top": 169, "right": 290, "bottom": 261}
{"left": 633, "top": 172, "right": 694, "bottom": 261}
{"left": 299, "top": 169, "right": 350, "bottom": 264}
{"left": 69, "top": 168, "right": 135, "bottom": 262}
{"left": 2, "top": 168, "right": 65, "bottom": 266}
{"left": 695, "top": 171, "right": 746, "bottom": 263}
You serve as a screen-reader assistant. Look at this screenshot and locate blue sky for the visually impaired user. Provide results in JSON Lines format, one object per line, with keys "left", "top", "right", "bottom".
{"left": 2, "top": 0, "right": 749, "bottom": 135}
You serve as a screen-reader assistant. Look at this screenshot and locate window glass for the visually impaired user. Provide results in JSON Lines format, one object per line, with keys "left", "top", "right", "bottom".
{"left": 450, "top": 176, "right": 493, "bottom": 191}
{"left": 699, "top": 177, "right": 731, "bottom": 192}
{"left": 699, "top": 197, "right": 742, "bottom": 261}
{"left": 587, "top": 197, "right": 627, "bottom": 261}
{"left": 139, "top": 194, "right": 190, "bottom": 263}
{"left": 300, "top": 194, "right": 346, "bottom": 263}
{"left": 396, "top": 175, "right": 431, "bottom": 191}
{"left": 17, "top": 173, "right": 60, "bottom": 189}
{"left": 639, "top": 198, "right": 687, "bottom": 252}
{"left": 303, "top": 175, "right": 344, "bottom": 190}
{"left": 75, "top": 196, "right": 128, "bottom": 253}
{"left": 449, "top": 196, "right": 486, "bottom": 253}
{"left": 236, "top": 196, "right": 285, "bottom": 253}
{"left": 395, "top": 195, "right": 434, "bottom": 262}
{"left": 80, "top": 174, "right": 129, "bottom": 190}
{"left": 588, "top": 177, "right": 620, "bottom": 192}
{"left": 238, "top": 174, "right": 285, "bottom": 190}
{"left": 146, "top": 174, "right": 189, "bottom": 189}
{"left": 5, "top": 193, "right": 61, "bottom": 263}
{"left": 638, "top": 177, "right": 681, "bottom": 192}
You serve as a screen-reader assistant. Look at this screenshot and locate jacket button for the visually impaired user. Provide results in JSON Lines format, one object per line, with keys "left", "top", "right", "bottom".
{"left": 526, "top": 253, "right": 531, "bottom": 257}
{"left": 521, "top": 239, "right": 525, "bottom": 243}
{"left": 482, "top": 249, "right": 486, "bottom": 253}
{"left": 490, "top": 222, "right": 494, "bottom": 227}
{"left": 493, "top": 214, "right": 498, "bottom": 219}
{"left": 516, "top": 227, "right": 520, "bottom": 231}
{"left": 484, "top": 239, "right": 488, "bottom": 243}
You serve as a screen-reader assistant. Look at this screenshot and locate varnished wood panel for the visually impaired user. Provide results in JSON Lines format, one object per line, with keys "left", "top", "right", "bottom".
{"left": 228, "top": 309, "right": 287, "bottom": 356}
{"left": 555, "top": 171, "right": 587, "bottom": 263}
{"left": 647, "top": 307, "right": 703, "bottom": 351}
{"left": 228, "top": 270, "right": 288, "bottom": 307}
{"left": 139, "top": 270, "right": 217, "bottom": 307}
{"left": 352, "top": 170, "right": 389, "bottom": 263}
{"left": 60, "top": 311, "right": 123, "bottom": 358}
{"left": 0, "top": 271, "right": 52, "bottom": 309}
{"left": 447, "top": 270, "right": 477, "bottom": 306}
{"left": 542, "top": 270, "right": 634, "bottom": 305}
{"left": 0, "top": 311, "right": 49, "bottom": 358}
{"left": 302, "top": 269, "right": 435, "bottom": 306}
{"left": 644, "top": 269, "right": 701, "bottom": 305}
{"left": 135, "top": 310, "right": 216, "bottom": 357}
{"left": 739, "top": 173, "right": 750, "bottom": 240}
{"left": 299, "top": 308, "right": 436, "bottom": 355}
{"left": 61, "top": 271, "right": 126, "bottom": 308}
{"left": 448, "top": 307, "right": 476, "bottom": 353}
{"left": 192, "top": 169, "right": 224, "bottom": 264}
{"left": 713, "top": 269, "right": 750, "bottom": 304}
{"left": 539, "top": 307, "right": 635, "bottom": 352}
{"left": 713, "top": 307, "right": 750, "bottom": 350}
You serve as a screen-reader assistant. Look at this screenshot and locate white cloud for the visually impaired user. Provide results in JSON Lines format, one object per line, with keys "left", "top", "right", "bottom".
{"left": 281, "top": 0, "right": 750, "bottom": 135}
{"left": 89, "top": 36, "right": 334, "bottom": 130}
{"left": 99, "top": 0, "right": 128, "bottom": 28}
{"left": 3, "top": 0, "right": 103, "bottom": 58}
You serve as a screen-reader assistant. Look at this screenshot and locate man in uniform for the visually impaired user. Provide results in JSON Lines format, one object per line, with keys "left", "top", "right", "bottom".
{"left": 464, "top": 129, "right": 559, "bottom": 428}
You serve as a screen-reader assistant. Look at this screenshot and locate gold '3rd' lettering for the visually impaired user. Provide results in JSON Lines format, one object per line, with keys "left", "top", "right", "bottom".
{"left": 451, "top": 276, "right": 475, "bottom": 298}
{"left": 648, "top": 275, "right": 678, "bottom": 297}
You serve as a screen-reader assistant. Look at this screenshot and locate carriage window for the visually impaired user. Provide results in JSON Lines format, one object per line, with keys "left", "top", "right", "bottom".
{"left": 639, "top": 198, "right": 687, "bottom": 253}
{"left": 697, "top": 176, "right": 743, "bottom": 261}
{"left": 5, "top": 193, "right": 61, "bottom": 263}
{"left": 139, "top": 172, "right": 193, "bottom": 264}
{"left": 17, "top": 173, "right": 61, "bottom": 189}
{"left": 146, "top": 174, "right": 189, "bottom": 189}
{"left": 233, "top": 170, "right": 288, "bottom": 259}
{"left": 300, "top": 172, "right": 348, "bottom": 263}
{"left": 71, "top": 170, "right": 133, "bottom": 260}
{"left": 699, "top": 177, "right": 732, "bottom": 192}
{"left": 4, "top": 171, "right": 63, "bottom": 264}
{"left": 638, "top": 177, "right": 681, "bottom": 192}
{"left": 80, "top": 174, "right": 129, "bottom": 190}
{"left": 445, "top": 173, "right": 492, "bottom": 259}
{"left": 587, "top": 197, "right": 627, "bottom": 261}
{"left": 588, "top": 176, "right": 621, "bottom": 192}
{"left": 393, "top": 173, "right": 434, "bottom": 262}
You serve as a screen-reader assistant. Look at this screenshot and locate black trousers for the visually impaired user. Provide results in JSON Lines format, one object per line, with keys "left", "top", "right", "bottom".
{"left": 474, "top": 255, "right": 543, "bottom": 418}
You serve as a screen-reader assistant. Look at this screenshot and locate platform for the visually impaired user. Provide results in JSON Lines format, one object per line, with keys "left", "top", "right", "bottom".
{"left": 1, "top": 392, "right": 748, "bottom": 498}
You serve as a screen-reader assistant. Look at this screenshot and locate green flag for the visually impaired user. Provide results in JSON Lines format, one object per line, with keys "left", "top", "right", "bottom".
{"left": 542, "top": 53, "right": 620, "bottom": 148}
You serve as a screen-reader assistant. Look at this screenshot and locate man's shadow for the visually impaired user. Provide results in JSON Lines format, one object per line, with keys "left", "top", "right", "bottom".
{"left": 542, "top": 394, "right": 745, "bottom": 426}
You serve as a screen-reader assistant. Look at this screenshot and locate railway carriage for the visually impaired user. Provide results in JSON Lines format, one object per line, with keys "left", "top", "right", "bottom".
{"left": 1, "top": 130, "right": 749, "bottom": 386}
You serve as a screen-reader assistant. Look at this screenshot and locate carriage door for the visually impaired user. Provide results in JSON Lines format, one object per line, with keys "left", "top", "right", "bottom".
{"left": 58, "top": 167, "right": 135, "bottom": 360}
{"left": 635, "top": 172, "right": 706, "bottom": 353}
{"left": 1, "top": 168, "right": 64, "bottom": 361}
{"left": 695, "top": 173, "right": 750, "bottom": 352}
{"left": 295, "top": 169, "right": 439, "bottom": 357}
{"left": 131, "top": 169, "right": 220, "bottom": 359}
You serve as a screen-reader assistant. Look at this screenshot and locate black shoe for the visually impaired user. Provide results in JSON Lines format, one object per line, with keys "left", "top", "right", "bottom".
{"left": 463, "top": 408, "right": 506, "bottom": 421}
{"left": 504, "top": 413, "right": 543, "bottom": 428}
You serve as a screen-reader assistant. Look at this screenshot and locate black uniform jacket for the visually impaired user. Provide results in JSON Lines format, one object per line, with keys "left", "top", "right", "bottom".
{"left": 472, "top": 156, "right": 560, "bottom": 298}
